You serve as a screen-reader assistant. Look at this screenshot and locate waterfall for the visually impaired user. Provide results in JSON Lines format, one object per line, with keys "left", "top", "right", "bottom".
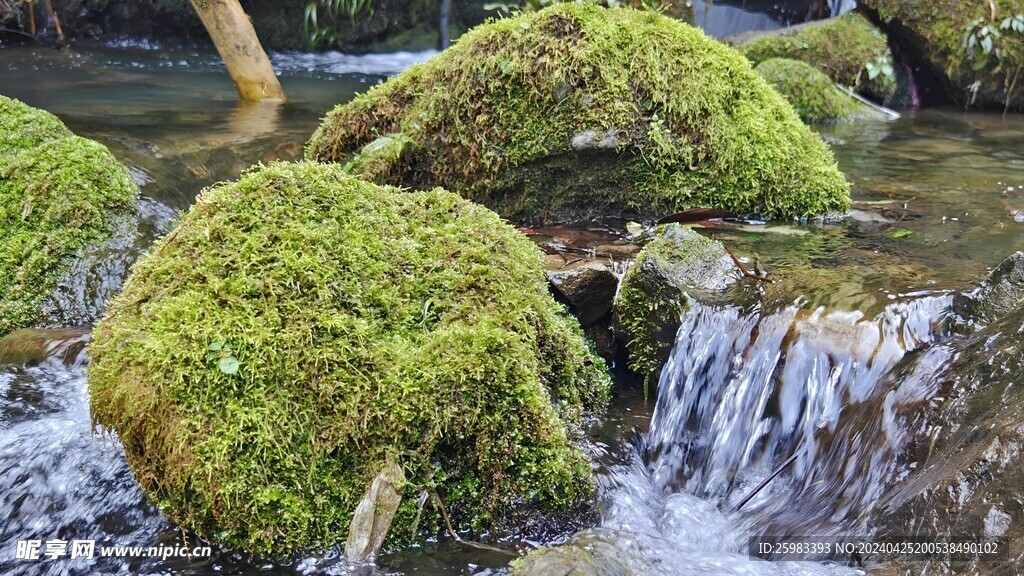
{"left": 692, "top": 0, "right": 858, "bottom": 39}
{"left": 645, "top": 295, "right": 953, "bottom": 541}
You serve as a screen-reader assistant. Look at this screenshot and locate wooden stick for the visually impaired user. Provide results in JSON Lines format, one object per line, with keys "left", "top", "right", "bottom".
{"left": 1004, "top": 64, "right": 1022, "bottom": 118}
{"left": 430, "top": 490, "right": 518, "bottom": 557}
{"left": 28, "top": 0, "right": 36, "bottom": 37}
{"left": 732, "top": 451, "right": 800, "bottom": 512}
{"left": 41, "top": 0, "right": 63, "bottom": 46}
{"left": 834, "top": 84, "right": 901, "bottom": 119}
{"left": 724, "top": 246, "right": 774, "bottom": 283}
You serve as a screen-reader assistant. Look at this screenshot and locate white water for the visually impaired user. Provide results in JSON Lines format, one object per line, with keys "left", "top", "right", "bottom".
{"left": 0, "top": 357, "right": 170, "bottom": 576}
{"left": 581, "top": 294, "right": 955, "bottom": 572}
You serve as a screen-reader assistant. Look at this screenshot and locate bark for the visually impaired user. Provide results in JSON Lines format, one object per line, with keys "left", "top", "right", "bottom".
{"left": 189, "top": 0, "right": 285, "bottom": 102}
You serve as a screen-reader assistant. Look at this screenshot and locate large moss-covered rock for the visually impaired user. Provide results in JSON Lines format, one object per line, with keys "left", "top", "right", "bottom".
{"left": 0, "top": 95, "right": 138, "bottom": 337}
{"left": 614, "top": 225, "right": 740, "bottom": 379}
{"left": 735, "top": 13, "right": 897, "bottom": 104}
{"left": 860, "top": 0, "right": 1024, "bottom": 111}
{"left": 88, "top": 161, "right": 611, "bottom": 557}
{"left": 308, "top": 4, "right": 850, "bottom": 225}
{"left": 755, "top": 58, "right": 868, "bottom": 123}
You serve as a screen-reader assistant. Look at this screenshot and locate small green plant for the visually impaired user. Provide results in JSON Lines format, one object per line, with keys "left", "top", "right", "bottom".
{"left": 865, "top": 53, "right": 895, "bottom": 87}
{"left": 303, "top": 0, "right": 374, "bottom": 48}
{"left": 962, "top": 14, "right": 1024, "bottom": 71}
{"left": 207, "top": 342, "right": 239, "bottom": 375}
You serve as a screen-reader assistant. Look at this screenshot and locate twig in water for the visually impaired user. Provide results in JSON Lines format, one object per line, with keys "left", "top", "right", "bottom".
{"left": 430, "top": 490, "right": 518, "bottom": 557}
{"left": 0, "top": 26, "right": 38, "bottom": 40}
{"left": 732, "top": 451, "right": 800, "bottom": 512}
{"left": 1004, "top": 64, "right": 1022, "bottom": 118}
{"left": 723, "top": 246, "right": 774, "bottom": 283}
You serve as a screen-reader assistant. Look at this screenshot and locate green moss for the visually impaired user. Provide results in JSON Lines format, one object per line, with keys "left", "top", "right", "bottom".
{"left": 0, "top": 95, "right": 138, "bottom": 337}
{"left": 755, "top": 58, "right": 863, "bottom": 123}
{"left": 307, "top": 4, "right": 850, "bottom": 224}
{"left": 0, "top": 95, "right": 73, "bottom": 156}
{"left": 88, "top": 161, "right": 610, "bottom": 557}
{"left": 738, "top": 13, "right": 896, "bottom": 104}
{"left": 860, "top": 0, "right": 1024, "bottom": 111}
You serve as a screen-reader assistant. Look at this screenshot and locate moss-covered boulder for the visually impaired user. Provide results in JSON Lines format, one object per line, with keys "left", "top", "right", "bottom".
{"left": 735, "top": 13, "right": 897, "bottom": 105}
{"left": 307, "top": 4, "right": 850, "bottom": 225}
{"left": 0, "top": 95, "right": 138, "bottom": 337}
{"left": 614, "top": 225, "right": 741, "bottom": 379}
{"left": 860, "top": 0, "right": 1024, "bottom": 111}
{"left": 755, "top": 58, "right": 869, "bottom": 123}
{"left": 88, "top": 161, "right": 611, "bottom": 556}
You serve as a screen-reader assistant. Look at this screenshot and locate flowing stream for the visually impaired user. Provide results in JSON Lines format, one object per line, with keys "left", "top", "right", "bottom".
{"left": 2, "top": 10, "right": 1024, "bottom": 575}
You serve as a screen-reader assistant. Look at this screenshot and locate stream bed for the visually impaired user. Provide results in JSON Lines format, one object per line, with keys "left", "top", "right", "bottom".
{"left": 1, "top": 33, "right": 1024, "bottom": 576}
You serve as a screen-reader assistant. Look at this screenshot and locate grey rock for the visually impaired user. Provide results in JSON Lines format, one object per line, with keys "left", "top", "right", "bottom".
{"left": 952, "top": 251, "right": 1024, "bottom": 331}
{"left": 570, "top": 129, "right": 620, "bottom": 151}
{"left": 547, "top": 260, "right": 619, "bottom": 326}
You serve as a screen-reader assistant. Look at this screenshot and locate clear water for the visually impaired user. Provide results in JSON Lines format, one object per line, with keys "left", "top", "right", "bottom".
{"left": 1, "top": 29, "right": 1024, "bottom": 576}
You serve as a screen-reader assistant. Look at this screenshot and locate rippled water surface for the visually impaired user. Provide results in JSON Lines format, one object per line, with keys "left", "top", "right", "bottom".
{"left": 1, "top": 33, "right": 1023, "bottom": 576}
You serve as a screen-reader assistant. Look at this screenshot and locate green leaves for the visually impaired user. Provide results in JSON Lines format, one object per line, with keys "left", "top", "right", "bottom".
{"left": 865, "top": 54, "right": 895, "bottom": 86}
{"left": 218, "top": 357, "right": 240, "bottom": 375}
{"left": 304, "top": 0, "right": 375, "bottom": 48}
{"left": 208, "top": 342, "right": 241, "bottom": 375}
{"left": 961, "top": 13, "right": 1023, "bottom": 72}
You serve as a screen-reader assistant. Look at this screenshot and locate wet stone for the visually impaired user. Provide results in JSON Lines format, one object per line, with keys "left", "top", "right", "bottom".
{"left": 952, "top": 251, "right": 1024, "bottom": 331}
{"left": 0, "top": 328, "right": 92, "bottom": 368}
{"left": 546, "top": 259, "right": 619, "bottom": 326}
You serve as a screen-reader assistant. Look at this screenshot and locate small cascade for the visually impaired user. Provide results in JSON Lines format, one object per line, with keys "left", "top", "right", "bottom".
{"left": 644, "top": 295, "right": 953, "bottom": 543}
{"left": 0, "top": 344, "right": 171, "bottom": 576}
{"left": 691, "top": 0, "right": 857, "bottom": 39}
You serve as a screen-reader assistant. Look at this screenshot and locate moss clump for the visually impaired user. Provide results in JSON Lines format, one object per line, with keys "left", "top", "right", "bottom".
{"left": 861, "top": 0, "right": 1024, "bottom": 111}
{"left": 615, "top": 225, "right": 738, "bottom": 380}
{"left": 307, "top": 4, "right": 850, "bottom": 224}
{"left": 737, "top": 13, "right": 896, "bottom": 104}
{"left": 88, "top": 161, "right": 611, "bottom": 557}
{"left": 0, "top": 95, "right": 138, "bottom": 337}
{"left": 755, "top": 58, "right": 864, "bottom": 123}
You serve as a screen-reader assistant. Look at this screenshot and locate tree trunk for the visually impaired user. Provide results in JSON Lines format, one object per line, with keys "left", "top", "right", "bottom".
{"left": 438, "top": 0, "right": 451, "bottom": 50}
{"left": 189, "top": 0, "right": 285, "bottom": 102}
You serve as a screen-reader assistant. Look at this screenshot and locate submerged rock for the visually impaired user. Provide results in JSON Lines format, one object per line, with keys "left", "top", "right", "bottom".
{"left": 308, "top": 4, "right": 850, "bottom": 224}
{"left": 0, "top": 328, "right": 91, "bottom": 367}
{"left": 952, "top": 251, "right": 1024, "bottom": 331}
{"left": 860, "top": 0, "right": 1024, "bottom": 111}
{"left": 614, "top": 225, "right": 741, "bottom": 378}
{"left": 0, "top": 95, "right": 139, "bottom": 337}
{"left": 88, "top": 162, "right": 611, "bottom": 557}
{"left": 872, "top": 298, "right": 1024, "bottom": 575}
{"left": 755, "top": 58, "right": 874, "bottom": 123}
{"left": 734, "top": 13, "right": 897, "bottom": 105}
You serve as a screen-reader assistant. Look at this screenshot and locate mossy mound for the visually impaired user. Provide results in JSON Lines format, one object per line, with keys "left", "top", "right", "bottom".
{"left": 307, "top": 3, "right": 850, "bottom": 225}
{"left": 755, "top": 58, "right": 864, "bottom": 123}
{"left": 615, "top": 225, "right": 739, "bottom": 380}
{"left": 88, "top": 161, "right": 611, "bottom": 557}
{"left": 737, "top": 13, "right": 897, "bottom": 104}
{"left": 0, "top": 95, "right": 138, "bottom": 337}
{"left": 861, "top": 0, "right": 1024, "bottom": 111}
